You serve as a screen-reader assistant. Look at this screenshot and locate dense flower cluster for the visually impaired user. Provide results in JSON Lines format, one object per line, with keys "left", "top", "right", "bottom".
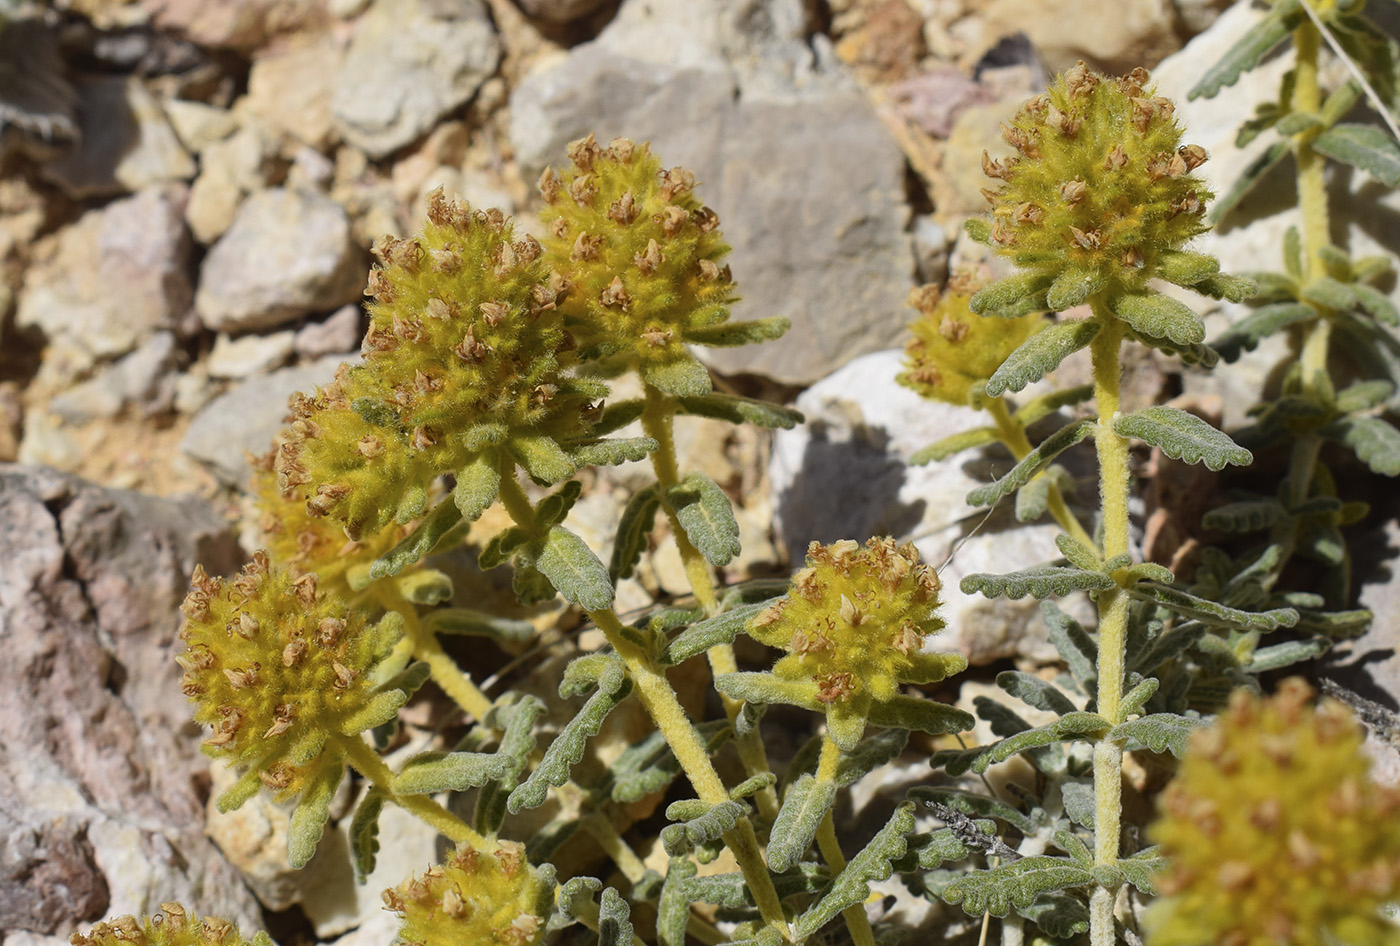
{"left": 748, "top": 537, "right": 966, "bottom": 749}
{"left": 1148, "top": 678, "right": 1400, "bottom": 946}
{"left": 539, "top": 134, "right": 741, "bottom": 395}
{"left": 275, "top": 189, "right": 598, "bottom": 539}
{"left": 70, "top": 905, "right": 272, "bottom": 946}
{"left": 972, "top": 62, "right": 1215, "bottom": 312}
{"left": 385, "top": 842, "right": 553, "bottom": 946}
{"left": 898, "top": 271, "right": 1043, "bottom": 406}
{"left": 178, "top": 551, "right": 398, "bottom": 806}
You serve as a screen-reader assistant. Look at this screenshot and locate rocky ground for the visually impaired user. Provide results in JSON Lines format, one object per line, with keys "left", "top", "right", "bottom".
{"left": 1, "top": 0, "right": 1398, "bottom": 943}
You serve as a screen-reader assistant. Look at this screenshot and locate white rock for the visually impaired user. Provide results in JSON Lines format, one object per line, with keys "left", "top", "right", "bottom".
{"left": 164, "top": 98, "right": 238, "bottom": 153}
{"left": 295, "top": 303, "right": 364, "bottom": 359}
{"left": 770, "top": 351, "right": 1085, "bottom": 664}
{"left": 16, "top": 184, "right": 192, "bottom": 362}
{"left": 49, "top": 332, "right": 179, "bottom": 423}
{"left": 331, "top": 0, "right": 501, "bottom": 159}
{"left": 196, "top": 187, "right": 366, "bottom": 333}
{"left": 241, "top": 39, "right": 344, "bottom": 150}
{"left": 976, "top": 0, "right": 1182, "bottom": 74}
{"left": 185, "top": 124, "right": 279, "bottom": 244}
{"left": 208, "top": 329, "right": 296, "bottom": 378}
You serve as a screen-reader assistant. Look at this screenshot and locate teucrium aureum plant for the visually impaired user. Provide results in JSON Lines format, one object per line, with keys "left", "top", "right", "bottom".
{"left": 72, "top": 37, "right": 1400, "bottom": 946}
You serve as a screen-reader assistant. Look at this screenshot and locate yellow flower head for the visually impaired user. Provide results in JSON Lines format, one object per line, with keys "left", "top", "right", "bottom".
{"left": 974, "top": 63, "right": 1213, "bottom": 309}
{"left": 385, "top": 842, "right": 553, "bottom": 946}
{"left": 279, "top": 190, "right": 600, "bottom": 539}
{"left": 70, "top": 905, "right": 273, "bottom": 946}
{"left": 540, "top": 134, "right": 740, "bottom": 395}
{"left": 178, "top": 551, "right": 398, "bottom": 807}
{"left": 748, "top": 537, "right": 966, "bottom": 749}
{"left": 1147, "top": 678, "right": 1400, "bottom": 946}
{"left": 898, "top": 271, "right": 1043, "bottom": 406}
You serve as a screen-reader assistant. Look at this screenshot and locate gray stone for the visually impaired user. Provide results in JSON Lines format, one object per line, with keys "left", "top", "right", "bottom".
{"left": 295, "top": 304, "right": 364, "bottom": 359}
{"left": 770, "top": 350, "right": 1082, "bottom": 664}
{"left": 208, "top": 329, "right": 296, "bottom": 379}
{"left": 185, "top": 124, "right": 278, "bottom": 245}
{"left": 510, "top": 0, "right": 913, "bottom": 385}
{"left": 196, "top": 188, "right": 366, "bottom": 333}
{"left": 16, "top": 184, "right": 193, "bottom": 364}
{"left": 41, "top": 76, "right": 195, "bottom": 199}
{"left": 331, "top": 0, "right": 501, "bottom": 159}
{"left": 164, "top": 98, "right": 238, "bottom": 153}
{"left": 181, "top": 354, "right": 349, "bottom": 486}
{"left": 49, "top": 332, "right": 179, "bottom": 423}
{"left": 144, "top": 0, "right": 325, "bottom": 50}
{"left": 975, "top": 0, "right": 1182, "bottom": 74}
{"left": 0, "top": 465, "right": 260, "bottom": 938}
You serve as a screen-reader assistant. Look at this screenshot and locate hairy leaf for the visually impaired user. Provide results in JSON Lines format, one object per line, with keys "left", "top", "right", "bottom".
{"left": 643, "top": 353, "right": 713, "bottom": 397}
{"left": 662, "top": 799, "right": 747, "bottom": 857}
{"left": 1110, "top": 291, "right": 1206, "bottom": 345}
{"left": 1354, "top": 283, "right": 1400, "bottom": 326}
{"left": 508, "top": 435, "right": 577, "bottom": 485}
{"left": 676, "top": 392, "right": 804, "bottom": 429}
{"left": 1313, "top": 122, "right": 1400, "bottom": 187}
{"left": 794, "top": 803, "right": 916, "bottom": 938}
{"left": 1046, "top": 268, "right": 1106, "bottom": 311}
{"left": 508, "top": 662, "right": 632, "bottom": 813}
{"left": 1014, "top": 466, "right": 1070, "bottom": 524}
{"left": 571, "top": 436, "right": 658, "bottom": 468}
{"left": 1109, "top": 713, "right": 1207, "bottom": 756}
{"left": 835, "top": 728, "right": 909, "bottom": 787}
{"left": 453, "top": 451, "right": 501, "bottom": 523}
{"left": 1188, "top": 0, "right": 1300, "bottom": 99}
{"left": 1119, "top": 676, "right": 1160, "bottom": 721}
{"left": 610, "top": 483, "right": 661, "bottom": 583}
{"left": 930, "top": 713, "right": 1111, "bottom": 776}
{"left": 962, "top": 566, "right": 1115, "bottom": 600}
{"left": 1157, "top": 251, "right": 1221, "bottom": 288}
{"left": 536, "top": 525, "right": 614, "bottom": 612}
{"left": 986, "top": 319, "right": 1099, "bottom": 397}
{"left": 1018, "top": 892, "right": 1090, "bottom": 938}
{"left": 867, "top": 695, "right": 974, "bottom": 736}
{"left": 687, "top": 315, "right": 791, "bottom": 347}
{"left": 683, "top": 866, "right": 831, "bottom": 909}
{"left": 714, "top": 671, "right": 820, "bottom": 709}
{"left": 598, "top": 887, "right": 633, "bottom": 946}
{"left": 1336, "top": 379, "right": 1395, "bottom": 413}
{"left": 667, "top": 472, "right": 741, "bottom": 567}
{"left": 1324, "top": 415, "right": 1400, "bottom": 476}
{"left": 394, "top": 750, "right": 509, "bottom": 794}
{"left": 421, "top": 607, "right": 535, "bottom": 644}
{"left": 552, "top": 876, "right": 603, "bottom": 930}
{"left": 339, "top": 689, "right": 408, "bottom": 735}
{"left": 970, "top": 272, "right": 1054, "bottom": 315}
{"left": 657, "top": 858, "right": 697, "bottom": 946}
{"left": 1202, "top": 499, "right": 1287, "bottom": 533}
{"left": 909, "top": 786, "right": 1037, "bottom": 835}
{"left": 943, "top": 856, "right": 1095, "bottom": 917}
{"left": 768, "top": 775, "right": 838, "bottom": 872}
{"left": 967, "top": 420, "right": 1095, "bottom": 507}
{"left": 1301, "top": 276, "right": 1360, "bottom": 312}
{"left": 1043, "top": 601, "right": 1097, "bottom": 690}
{"left": 350, "top": 788, "right": 385, "bottom": 883}
{"left": 395, "top": 568, "right": 453, "bottom": 605}
{"left": 1246, "top": 636, "right": 1330, "bottom": 673}
{"left": 370, "top": 499, "right": 463, "bottom": 580}
{"left": 911, "top": 426, "right": 999, "bottom": 464}
{"left": 288, "top": 762, "right": 344, "bottom": 870}
{"left": 1128, "top": 583, "right": 1297, "bottom": 630}
{"left": 997, "top": 670, "right": 1078, "bottom": 716}
{"left": 1114, "top": 406, "right": 1252, "bottom": 471}
{"left": 1118, "top": 848, "right": 1168, "bottom": 896}
{"left": 1212, "top": 140, "right": 1289, "bottom": 222}
{"left": 662, "top": 602, "right": 767, "bottom": 666}
{"left": 1191, "top": 273, "right": 1257, "bottom": 303}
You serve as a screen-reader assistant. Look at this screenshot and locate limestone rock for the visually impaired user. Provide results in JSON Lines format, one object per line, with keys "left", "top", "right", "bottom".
{"left": 48, "top": 332, "right": 179, "bottom": 423}
{"left": 208, "top": 329, "right": 296, "bottom": 379}
{"left": 0, "top": 465, "right": 259, "bottom": 938}
{"left": 42, "top": 76, "right": 195, "bottom": 199}
{"left": 144, "top": 0, "right": 326, "bottom": 50}
{"left": 331, "top": 0, "right": 501, "bottom": 159}
{"left": 164, "top": 98, "right": 238, "bottom": 153}
{"left": 770, "top": 351, "right": 1082, "bottom": 665}
{"left": 241, "top": 39, "right": 344, "bottom": 151}
{"left": 16, "top": 184, "right": 192, "bottom": 363}
{"left": 510, "top": 0, "right": 913, "bottom": 385}
{"left": 294, "top": 303, "right": 364, "bottom": 359}
{"left": 185, "top": 124, "right": 279, "bottom": 245}
{"left": 977, "top": 0, "right": 1183, "bottom": 74}
{"left": 195, "top": 187, "right": 366, "bottom": 333}
{"left": 180, "top": 354, "right": 348, "bottom": 486}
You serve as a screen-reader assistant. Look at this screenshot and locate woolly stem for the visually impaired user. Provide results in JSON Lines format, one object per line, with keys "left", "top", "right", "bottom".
{"left": 985, "top": 396, "right": 1096, "bottom": 550}
{"left": 378, "top": 586, "right": 492, "bottom": 722}
{"left": 815, "top": 736, "right": 877, "bottom": 946}
{"left": 337, "top": 733, "right": 487, "bottom": 848}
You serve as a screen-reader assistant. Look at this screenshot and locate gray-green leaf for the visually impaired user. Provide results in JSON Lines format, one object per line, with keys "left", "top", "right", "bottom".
{"left": 666, "top": 472, "right": 741, "bottom": 567}
{"left": 1212, "top": 302, "right": 1315, "bottom": 362}
{"left": 454, "top": 452, "right": 501, "bottom": 523}
{"left": 943, "top": 856, "right": 1095, "bottom": 918}
{"left": 288, "top": 762, "right": 345, "bottom": 869}
{"left": 986, "top": 319, "right": 1098, "bottom": 397}
{"left": 1313, "top": 122, "right": 1400, "bottom": 186}
{"left": 1188, "top": 0, "right": 1301, "bottom": 99}
{"left": 610, "top": 483, "right": 662, "bottom": 583}
{"left": 1108, "top": 713, "right": 1207, "bottom": 757}
{"left": 508, "top": 435, "right": 577, "bottom": 485}
{"left": 930, "top": 713, "right": 1110, "bottom": 776}
{"left": 911, "top": 426, "right": 999, "bottom": 464}
{"left": 962, "top": 566, "right": 1115, "bottom": 599}
{"left": 768, "top": 775, "right": 838, "bottom": 872}
{"left": 686, "top": 315, "right": 790, "bottom": 347}
{"left": 1110, "top": 291, "right": 1206, "bottom": 345}
{"left": 967, "top": 420, "right": 1095, "bottom": 507}
{"left": 370, "top": 498, "right": 463, "bottom": 580}
{"left": 676, "top": 392, "right": 804, "bottom": 429}
{"left": 536, "top": 525, "right": 614, "bottom": 612}
{"left": 1128, "top": 583, "right": 1298, "bottom": 630}
{"left": 1323, "top": 415, "right": 1400, "bottom": 476}
{"left": 996, "top": 671, "right": 1078, "bottom": 716}
{"left": 1114, "top": 406, "right": 1251, "bottom": 471}
{"left": 571, "top": 436, "right": 658, "bottom": 467}
{"left": 662, "top": 602, "right": 767, "bottom": 666}
{"left": 794, "top": 803, "right": 916, "bottom": 939}
{"left": 350, "top": 788, "right": 385, "bottom": 882}
{"left": 661, "top": 799, "right": 747, "bottom": 857}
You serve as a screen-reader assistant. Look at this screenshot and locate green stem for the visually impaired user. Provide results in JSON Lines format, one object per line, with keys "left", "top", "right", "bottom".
{"left": 985, "top": 396, "right": 1096, "bottom": 550}
{"left": 1087, "top": 302, "right": 1129, "bottom": 946}
{"left": 581, "top": 814, "right": 650, "bottom": 886}
{"left": 337, "top": 733, "right": 487, "bottom": 848}
{"left": 377, "top": 587, "right": 493, "bottom": 722}
{"left": 587, "top": 608, "right": 791, "bottom": 941}
{"left": 641, "top": 384, "right": 781, "bottom": 824}
{"left": 814, "top": 737, "right": 877, "bottom": 946}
